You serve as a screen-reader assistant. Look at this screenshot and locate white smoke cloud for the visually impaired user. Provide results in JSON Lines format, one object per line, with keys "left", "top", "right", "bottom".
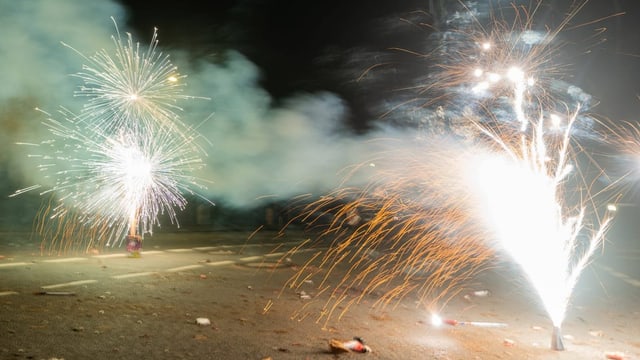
{"left": 0, "top": 0, "right": 397, "bottom": 211}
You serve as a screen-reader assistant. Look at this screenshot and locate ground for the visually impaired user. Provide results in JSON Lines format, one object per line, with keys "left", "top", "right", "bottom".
{"left": 0, "top": 230, "right": 638, "bottom": 359}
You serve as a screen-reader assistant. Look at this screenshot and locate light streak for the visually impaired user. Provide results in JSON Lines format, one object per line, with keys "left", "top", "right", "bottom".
{"left": 431, "top": 313, "right": 507, "bottom": 328}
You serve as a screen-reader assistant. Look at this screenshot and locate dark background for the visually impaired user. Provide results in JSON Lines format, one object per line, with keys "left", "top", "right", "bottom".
{"left": 116, "top": 0, "right": 640, "bottom": 125}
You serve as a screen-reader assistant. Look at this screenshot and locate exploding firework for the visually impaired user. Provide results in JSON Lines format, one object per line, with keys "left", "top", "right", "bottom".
{"left": 13, "top": 107, "right": 211, "bottom": 250}
{"left": 596, "top": 120, "right": 640, "bottom": 199}
{"left": 371, "top": 1, "right": 601, "bottom": 139}
{"left": 12, "top": 19, "right": 211, "bottom": 252}
{"left": 62, "top": 17, "right": 206, "bottom": 137}
{"left": 430, "top": 1, "right": 615, "bottom": 349}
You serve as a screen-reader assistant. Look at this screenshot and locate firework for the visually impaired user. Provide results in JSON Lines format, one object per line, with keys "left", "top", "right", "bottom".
{"left": 280, "top": 2, "right": 616, "bottom": 350}
{"left": 283, "top": 138, "right": 496, "bottom": 329}
{"left": 462, "top": 98, "right": 611, "bottom": 351}
{"left": 596, "top": 120, "right": 640, "bottom": 198}
{"left": 13, "top": 107, "right": 211, "bottom": 249}
{"left": 62, "top": 17, "right": 206, "bottom": 137}
{"left": 376, "top": 1, "right": 599, "bottom": 140}
{"left": 12, "top": 19, "right": 212, "bottom": 251}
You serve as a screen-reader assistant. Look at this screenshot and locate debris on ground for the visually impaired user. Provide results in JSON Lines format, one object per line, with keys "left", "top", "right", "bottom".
{"left": 34, "top": 291, "right": 76, "bottom": 296}
{"left": 195, "top": 317, "right": 211, "bottom": 326}
{"left": 464, "top": 289, "right": 491, "bottom": 301}
{"left": 605, "top": 351, "right": 626, "bottom": 360}
{"left": 329, "top": 337, "right": 371, "bottom": 354}
{"left": 589, "top": 330, "right": 604, "bottom": 337}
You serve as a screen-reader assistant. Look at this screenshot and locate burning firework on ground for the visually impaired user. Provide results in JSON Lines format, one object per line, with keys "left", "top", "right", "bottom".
{"left": 463, "top": 114, "right": 611, "bottom": 350}
{"left": 12, "top": 19, "right": 211, "bottom": 253}
{"left": 282, "top": 0, "right": 616, "bottom": 350}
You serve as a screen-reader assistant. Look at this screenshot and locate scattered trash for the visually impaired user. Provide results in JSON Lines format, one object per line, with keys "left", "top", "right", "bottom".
{"left": 605, "top": 351, "right": 626, "bottom": 360}
{"left": 436, "top": 316, "right": 507, "bottom": 328}
{"left": 503, "top": 338, "right": 515, "bottom": 347}
{"left": 329, "top": 337, "right": 371, "bottom": 354}
{"left": 589, "top": 330, "right": 604, "bottom": 337}
{"left": 472, "top": 290, "right": 490, "bottom": 297}
{"left": 34, "top": 291, "right": 76, "bottom": 296}
{"left": 199, "top": 274, "right": 207, "bottom": 279}
{"left": 464, "top": 289, "right": 490, "bottom": 301}
{"left": 298, "top": 291, "right": 311, "bottom": 300}
{"left": 195, "top": 318, "right": 211, "bottom": 326}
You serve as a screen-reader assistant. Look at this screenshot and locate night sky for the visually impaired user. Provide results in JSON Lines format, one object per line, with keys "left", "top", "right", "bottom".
{"left": 117, "top": 0, "right": 640, "bottom": 123}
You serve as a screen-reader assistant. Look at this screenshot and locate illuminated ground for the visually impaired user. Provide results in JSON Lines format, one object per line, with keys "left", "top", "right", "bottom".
{"left": 0, "top": 229, "right": 639, "bottom": 359}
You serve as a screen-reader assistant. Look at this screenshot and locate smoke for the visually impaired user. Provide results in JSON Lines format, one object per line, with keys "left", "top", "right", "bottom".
{"left": 0, "top": 0, "right": 402, "bottom": 214}
{"left": 0, "top": 2, "right": 127, "bottom": 184}
{"left": 179, "top": 51, "right": 382, "bottom": 206}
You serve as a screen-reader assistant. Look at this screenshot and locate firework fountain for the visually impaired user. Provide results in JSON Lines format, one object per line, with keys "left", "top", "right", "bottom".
{"left": 285, "top": 0, "right": 614, "bottom": 351}
{"left": 425, "top": 0, "right": 612, "bottom": 351}
{"left": 12, "top": 18, "right": 211, "bottom": 253}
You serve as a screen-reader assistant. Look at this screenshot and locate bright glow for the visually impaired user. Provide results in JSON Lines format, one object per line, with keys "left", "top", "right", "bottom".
{"left": 431, "top": 313, "right": 443, "bottom": 327}
{"left": 550, "top": 113, "right": 562, "bottom": 129}
{"left": 487, "top": 72, "right": 501, "bottom": 83}
{"left": 467, "top": 117, "right": 610, "bottom": 327}
{"left": 506, "top": 67, "right": 524, "bottom": 82}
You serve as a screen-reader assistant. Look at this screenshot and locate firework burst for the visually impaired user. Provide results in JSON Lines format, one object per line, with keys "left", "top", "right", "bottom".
{"left": 62, "top": 17, "right": 206, "bottom": 136}
{"left": 14, "top": 107, "right": 210, "bottom": 249}
{"left": 13, "top": 19, "right": 211, "bottom": 252}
